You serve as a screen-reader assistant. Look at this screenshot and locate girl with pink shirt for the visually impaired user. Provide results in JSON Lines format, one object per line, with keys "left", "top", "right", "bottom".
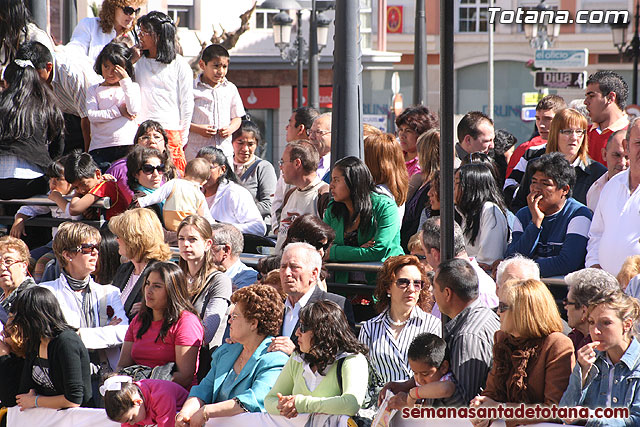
{"left": 116, "top": 262, "right": 204, "bottom": 389}
{"left": 87, "top": 41, "right": 141, "bottom": 170}
{"left": 102, "top": 375, "right": 188, "bottom": 427}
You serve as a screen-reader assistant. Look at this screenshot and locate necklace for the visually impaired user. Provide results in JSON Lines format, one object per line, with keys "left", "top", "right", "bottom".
{"left": 387, "top": 312, "right": 408, "bottom": 327}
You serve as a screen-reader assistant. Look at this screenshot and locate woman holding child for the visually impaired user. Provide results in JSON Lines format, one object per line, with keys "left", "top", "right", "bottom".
{"left": 470, "top": 279, "right": 574, "bottom": 427}
{"left": 560, "top": 289, "right": 640, "bottom": 425}
{"left": 196, "top": 146, "right": 266, "bottom": 236}
{"left": 175, "top": 284, "right": 288, "bottom": 426}
{"left": 360, "top": 255, "right": 440, "bottom": 402}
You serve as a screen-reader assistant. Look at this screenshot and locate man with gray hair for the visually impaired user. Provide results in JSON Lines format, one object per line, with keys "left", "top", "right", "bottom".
{"left": 419, "top": 217, "right": 498, "bottom": 312}
{"left": 268, "top": 242, "right": 354, "bottom": 355}
{"left": 587, "top": 117, "right": 640, "bottom": 274}
{"left": 210, "top": 223, "right": 257, "bottom": 289}
{"left": 495, "top": 254, "right": 541, "bottom": 291}
{"left": 564, "top": 268, "right": 621, "bottom": 353}
{"left": 309, "top": 112, "right": 332, "bottom": 182}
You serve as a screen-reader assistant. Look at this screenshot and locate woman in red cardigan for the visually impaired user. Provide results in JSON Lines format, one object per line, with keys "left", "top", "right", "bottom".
{"left": 470, "top": 278, "right": 575, "bottom": 427}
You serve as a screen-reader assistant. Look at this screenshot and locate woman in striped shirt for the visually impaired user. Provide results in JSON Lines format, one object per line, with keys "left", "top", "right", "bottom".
{"left": 358, "top": 255, "right": 441, "bottom": 402}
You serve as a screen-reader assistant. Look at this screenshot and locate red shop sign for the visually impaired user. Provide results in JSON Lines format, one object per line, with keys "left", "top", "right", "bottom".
{"left": 238, "top": 87, "right": 280, "bottom": 109}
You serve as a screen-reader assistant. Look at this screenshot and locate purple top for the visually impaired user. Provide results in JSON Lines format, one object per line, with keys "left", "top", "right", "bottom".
{"left": 106, "top": 157, "right": 134, "bottom": 200}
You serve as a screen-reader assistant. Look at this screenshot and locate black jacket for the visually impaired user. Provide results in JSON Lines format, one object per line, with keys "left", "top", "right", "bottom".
{"left": 282, "top": 285, "right": 356, "bottom": 345}
{"left": 111, "top": 260, "right": 162, "bottom": 320}
{"left": 20, "top": 329, "right": 92, "bottom": 406}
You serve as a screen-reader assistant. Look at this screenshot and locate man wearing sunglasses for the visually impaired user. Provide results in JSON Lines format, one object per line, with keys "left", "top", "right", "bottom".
{"left": 268, "top": 242, "right": 354, "bottom": 356}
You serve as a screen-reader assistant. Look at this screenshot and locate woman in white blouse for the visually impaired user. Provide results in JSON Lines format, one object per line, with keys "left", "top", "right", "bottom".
{"left": 359, "top": 255, "right": 440, "bottom": 402}
{"left": 197, "top": 146, "right": 267, "bottom": 236}
{"left": 134, "top": 11, "right": 193, "bottom": 174}
{"left": 66, "top": 0, "right": 145, "bottom": 63}
{"left": 454, "top": 162, "right": 509, "bottom": 269}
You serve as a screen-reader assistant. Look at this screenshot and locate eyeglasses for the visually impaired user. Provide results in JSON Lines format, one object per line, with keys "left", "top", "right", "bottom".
{"left": 298, "top": 323, "right": 310, "bottom": 333}
{"left": 395, "top": 278, "right": 425, "bottom": 290}
{"left": 0, "top": 258, "right": 24, "bottom": 269}
{"left": 75, "top": 243, "right": 99, "bottom": 255}
{"left": 279, "top": 159, "right": 293, "bottom": 166}
{"left": 562, "top": 298, "right": 581, "bottom": 308}
{"left": 138, "top": 29, "right": 152, "bottom": 38}
{"left": 138, "top": 134, "right": 164, "bottom": 142}
{"left": 496, "top": 302, "right": 510, "bottom": 313}
{"left": 309, "top": 129, "right": 331, "bottom": 137}
{"left": 396, "top": 127, "right": 416, "bottom": 135}
{"left": 122, "top": 6, "right": 141, "bottom": 15}
{"left": 559, "top": 129, "right": 586, "bottom": 136}
{"left": 140, "top": 163, "right": 165, "bottom": 174}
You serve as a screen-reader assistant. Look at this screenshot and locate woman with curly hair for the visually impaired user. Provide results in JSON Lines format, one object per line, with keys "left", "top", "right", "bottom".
{"left": 175, "top": 284, "right": 288, "bottom": 426}
{"left": 116, "top": 262, "right": 203, "bottom": 389}
{"left": 359, "top": 255, "right": 440, "bottom": 403}
{"left": 264, "top": 300, "right": 369, "bottom": 418}
{"left": 66, "top": 0, "right": 146, "bottom": 62}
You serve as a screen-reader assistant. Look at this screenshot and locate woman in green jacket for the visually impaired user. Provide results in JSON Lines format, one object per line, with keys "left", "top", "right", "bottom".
{"left": 323, "top": 156, "right": 404, "bottom": 283}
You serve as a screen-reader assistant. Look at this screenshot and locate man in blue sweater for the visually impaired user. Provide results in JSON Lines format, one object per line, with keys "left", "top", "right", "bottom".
{"left": 506, "top": 152, "right": 592, "bottom": 277}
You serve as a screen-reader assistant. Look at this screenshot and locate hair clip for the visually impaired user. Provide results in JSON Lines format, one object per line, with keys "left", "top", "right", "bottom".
{"left": 99, "top": 375, "right": 132, "bottom": 396}
{"left": 14, "top": 59, "right": 34, "bottom": 69}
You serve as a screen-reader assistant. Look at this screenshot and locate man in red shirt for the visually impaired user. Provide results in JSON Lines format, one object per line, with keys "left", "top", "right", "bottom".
{"left": 584, "top": 71, "right": 629, "bottom": 166}
{"left": 506, "top": 95, "right": 566, "bottom": 177}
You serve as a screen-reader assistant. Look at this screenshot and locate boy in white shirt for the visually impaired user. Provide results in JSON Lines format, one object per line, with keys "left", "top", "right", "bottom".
{"left": 186, "top": 44, "right": 245, "bottom": 161}
{"left": 135, "top": 157, "right": 215, "bottom": 231}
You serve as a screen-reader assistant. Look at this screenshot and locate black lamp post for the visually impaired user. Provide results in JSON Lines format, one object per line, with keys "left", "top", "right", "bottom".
{"left": 611, "top": 0, "right": 640, "bottom": 105}
{"left": 266, "top": 0, "right": 332, "bottom": 109}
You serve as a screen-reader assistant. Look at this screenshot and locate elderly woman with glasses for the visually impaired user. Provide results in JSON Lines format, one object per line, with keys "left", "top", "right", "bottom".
{"left": 361, "top": 255, "right": 440, "bottom": 405}
{"left": 66, "top": 0, "right": 146, "bottom": 63}
{"left": 470, "top": 279, "right": 574, "bottom": 427}
{"left": 40, "top": 222, "right": 129, "bottom": 370}
{"left": 175, "top": 284, "right": 288, "bottom": 426}
{"left": 0, "top": 236, "right": 35, "bottom": 321}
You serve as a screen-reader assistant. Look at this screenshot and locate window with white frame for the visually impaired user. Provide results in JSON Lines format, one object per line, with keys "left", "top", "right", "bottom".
{"left": 360, "top": 0, "right": 372, "bottom": 49}
{"left": 457, "top": 0, "right": 489, "bottom": 33}
{"left": 168, "top": 0, "right": 194, "bottom": 28}
{"left": 578, "top": 0, "right": 629, "bottom": 33}
{"left": 255, "top": 8, "right": 279, "bottom": 29}
{"left": 515, "top": 1, "right": 560, "bottom": 33}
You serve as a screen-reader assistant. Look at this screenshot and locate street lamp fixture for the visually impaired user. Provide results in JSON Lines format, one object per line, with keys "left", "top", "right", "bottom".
{"left": 523, "top": 0, "right": 560, "bottom": 49}
{"left": 272, "top": 11, "right": 294, "bottom": 51}
{"left": 609, "top": 0, "right": 640, "bottom": 105}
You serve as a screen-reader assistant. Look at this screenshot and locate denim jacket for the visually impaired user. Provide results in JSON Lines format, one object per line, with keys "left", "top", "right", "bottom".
{"left": 559, "top": 338, "right": 640, "bottom": 426}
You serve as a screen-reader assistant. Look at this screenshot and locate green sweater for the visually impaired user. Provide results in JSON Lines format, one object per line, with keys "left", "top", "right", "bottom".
{"left": 323, "top": 191, "right": 404, "bottom": 283}
{"left": 264, "top": 353, "right": 368, "bottom": 417}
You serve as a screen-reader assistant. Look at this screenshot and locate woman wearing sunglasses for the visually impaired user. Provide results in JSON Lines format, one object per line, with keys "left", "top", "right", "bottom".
{"left": 66, "top": 0, "right": 146, "bottom": 63}
{"left": 361, "top": 255, "right": 440, "bottom": 407}
{"left": 505, "top": 108, "right": 606, "bottom": 211}
{"left": 470, "top": 279, "right": 574, "bottom": 427}
{"left": 39, "top": 222, "right": 129, "bottom": 372}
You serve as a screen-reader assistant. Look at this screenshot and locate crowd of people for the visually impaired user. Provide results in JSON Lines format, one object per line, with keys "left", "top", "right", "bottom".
{"left": 1, "top": 1, "right": 640, "bottom": 426}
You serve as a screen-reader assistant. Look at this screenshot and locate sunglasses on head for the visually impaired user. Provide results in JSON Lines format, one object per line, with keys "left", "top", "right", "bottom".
{"left": 122, "top": 6, "right": 141, "bottom": 16}
{"left": 141, "top": 163, "right": 165, "bottom": 174}
{"left": 76, "top": 243, "right": 99, "bottom": 254}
